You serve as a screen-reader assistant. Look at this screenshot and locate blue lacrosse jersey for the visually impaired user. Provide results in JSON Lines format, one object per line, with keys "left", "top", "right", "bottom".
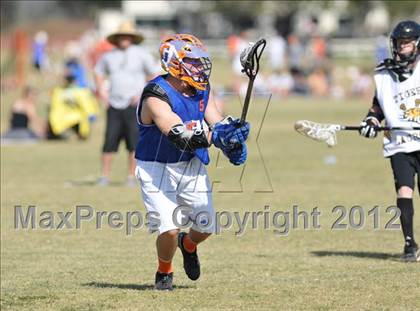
{"left": 135, "top": 75, "right": 210, "bottom": 164}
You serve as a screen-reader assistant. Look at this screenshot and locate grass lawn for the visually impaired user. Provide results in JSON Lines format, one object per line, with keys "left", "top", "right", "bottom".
{"left": 1, "top": 92, "right": 419, "bottom": 310}
{"left": 1, "top": 56, "right": 419, "bottom": 310}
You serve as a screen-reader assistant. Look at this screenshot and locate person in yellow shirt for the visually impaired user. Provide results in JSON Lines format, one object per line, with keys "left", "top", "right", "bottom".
{"left": 47, "top": 73, "right": 99, "bottom": 140}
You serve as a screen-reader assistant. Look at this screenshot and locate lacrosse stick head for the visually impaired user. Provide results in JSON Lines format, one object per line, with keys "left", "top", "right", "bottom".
{"left": 240, "top": 38, "right": 266, "bottom": 78}
{"left": 294, "top": 120, "right": 341, "bottom": 147}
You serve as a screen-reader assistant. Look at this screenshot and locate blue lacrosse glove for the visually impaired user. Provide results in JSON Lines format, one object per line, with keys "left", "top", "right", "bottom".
{"left": 223, "top": 143, "right": 247, "bottom": 166}
{"left": 212, "top": 117, "right": 250, "bottom": 149}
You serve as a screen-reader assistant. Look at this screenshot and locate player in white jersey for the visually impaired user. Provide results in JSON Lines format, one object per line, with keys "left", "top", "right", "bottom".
{"left": 359, "top": 20, "right": 420, "bottom": 262}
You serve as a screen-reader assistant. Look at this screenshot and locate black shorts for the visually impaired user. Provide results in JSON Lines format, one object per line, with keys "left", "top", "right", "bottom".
{"left": 389, "top": 151, "right": 420, "bottom": 193}
{"left": 102, "top": 106, "right": 138, "bottom": 153}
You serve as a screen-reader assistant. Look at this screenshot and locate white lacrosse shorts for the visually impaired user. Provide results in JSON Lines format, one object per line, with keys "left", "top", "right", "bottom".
{"left": 135, "top": 157, "right": 215, "bottom": 235}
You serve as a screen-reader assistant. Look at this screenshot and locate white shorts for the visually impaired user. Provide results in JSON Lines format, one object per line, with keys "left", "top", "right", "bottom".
{"left": 135, "top": 157, "right": 214, "bottom": 235}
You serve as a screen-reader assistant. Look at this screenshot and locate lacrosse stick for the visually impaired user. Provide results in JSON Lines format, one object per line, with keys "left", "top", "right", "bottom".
{"left": 239, "top": 38, "right": 266, "bottom": 125}
{"left": 295, "top": 120, "right": 420, "bottom": 147}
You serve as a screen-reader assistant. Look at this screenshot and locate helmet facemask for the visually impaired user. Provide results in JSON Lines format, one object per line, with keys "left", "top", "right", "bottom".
{"left": 391, "top": 37, "right": 419, "bottom": 66}
{"left": 180, "top": 57, "right": 212, "bottom": 91}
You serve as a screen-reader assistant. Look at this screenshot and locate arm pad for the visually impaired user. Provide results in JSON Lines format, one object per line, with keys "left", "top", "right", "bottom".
{"left": 167, "top": 124, "right": 210, "bottom": 152}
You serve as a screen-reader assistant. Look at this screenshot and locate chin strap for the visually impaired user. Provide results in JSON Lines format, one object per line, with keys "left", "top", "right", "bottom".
{"left": 375, "top": 58, "right": 415, "bottom": 82}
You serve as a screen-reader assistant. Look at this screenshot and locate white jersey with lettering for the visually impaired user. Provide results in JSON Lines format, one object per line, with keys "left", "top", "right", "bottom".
{"left": 374, "top": 61, "right": 420, "bottom": 157}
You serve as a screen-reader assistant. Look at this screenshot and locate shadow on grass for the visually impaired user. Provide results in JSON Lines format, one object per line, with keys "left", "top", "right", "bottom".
{"left": 64, "top": 180, "right": 126, "bottom": 187}
{"left": 311, "top": 251, "right": 401, "bottom": 261}
{"left": 83, "top": 282, "right": 192, "bottom": 291}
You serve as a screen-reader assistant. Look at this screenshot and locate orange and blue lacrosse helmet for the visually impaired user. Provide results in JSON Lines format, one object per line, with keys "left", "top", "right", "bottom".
{"left": 159, "top": 34, "right": 212, "bottom": 90}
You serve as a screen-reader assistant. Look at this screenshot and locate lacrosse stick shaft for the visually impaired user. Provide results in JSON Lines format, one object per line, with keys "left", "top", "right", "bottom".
{"left": 240, "top": 77, "right": 255, "bottom": 125}
{"left": 341, "top": 126, "right": 420, "bottom": 131}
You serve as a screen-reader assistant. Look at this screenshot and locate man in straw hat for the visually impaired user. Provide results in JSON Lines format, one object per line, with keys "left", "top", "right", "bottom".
{"left": 94, "top": 21, "right": 159, "bottom": 186}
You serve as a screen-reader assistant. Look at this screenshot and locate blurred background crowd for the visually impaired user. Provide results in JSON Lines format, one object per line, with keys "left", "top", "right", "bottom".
{"left": 1, "top": 0, "right": 419, "bottom": 142}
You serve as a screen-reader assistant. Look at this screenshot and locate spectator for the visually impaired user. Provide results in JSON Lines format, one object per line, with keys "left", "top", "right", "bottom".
{"left": 290, "top": 67, "right": 309, "bottom": 95}
{"left": 227, "top": 34, "right": 241, "bottom": 60}
{"left": 308, "top": 34, "right": 328, "bottom": 67}
{"left": 231, "top": 30, "right": 252, "bottom": 94}
{"left": 268, "top": 31, "right": 287, "bottom": 71}
{"left": 266, "top": 68, "right": 294, "bottom": 97}
{"left": 13, "top": 29, "right": 29, "bottom": 87}
{"left": 94, "top": 21, "right": 160, "bottom": 186}
{"left": 32, "top": 31, "right": 49, "bottom": 72}
{"left": 64, "top": 41, "right": 89, "bottom": 88}
{"left": 65, "top": 58, "right": 88, "bottom": 89}
{"left": 2, "top": 86, "right": 44, "bottom": 142}
{"left": 47, "top": 73, "right": 99, "bottom": 140}
{"left": 287, "top": 34, "right": 305, "bottom": 70}
{"left": 375, "top": 33, "right": 389, "bottom": 63}
{"left": 350, "top": 67, "right": 373, "bottom": 98}
{"left": 307, "top": 67, "right": 329, "bottom": 97}
{"left": 89, "top": 38, "right": 114, "bottom": 70}
{"left": 231, "top": 30, "right": 252, "bottom": 74}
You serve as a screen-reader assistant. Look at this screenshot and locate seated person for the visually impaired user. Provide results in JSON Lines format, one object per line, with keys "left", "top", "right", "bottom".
{"left": 2, "top": 86, "right": 44, "bottom": 141}
{"left": 290, "top": 67, "right": 309, "bottom": 95}
{"left": 65, "top": 57, "right": 88, "bottom": 88}
{"left": 267, "top": 68, "right": 294, "bottom": 97}
{"left": 46, "top": 73, "right": 99, "bottom": 140}
{"left": 307, "top": 67, "right": 329, "bottom": 97}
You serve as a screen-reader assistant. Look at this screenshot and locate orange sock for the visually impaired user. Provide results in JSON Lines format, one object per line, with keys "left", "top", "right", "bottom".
{"left": 183, "top": 234, "right": 197, "bottom": 253}
{"left": 158, "top": 257, "right": 173, "bottom": 274}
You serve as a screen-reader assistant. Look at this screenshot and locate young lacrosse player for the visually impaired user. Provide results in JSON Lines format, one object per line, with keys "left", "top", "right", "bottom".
{"left": 135, "top": 34, "right": 250, "bottom": 290}
{"left": 359, "top": 20, "right": 420, "bottom": 262}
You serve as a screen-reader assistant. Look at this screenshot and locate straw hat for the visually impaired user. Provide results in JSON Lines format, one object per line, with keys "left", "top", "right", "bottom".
{"left": 106, "top": 21, "right": 144, "bottom": 45}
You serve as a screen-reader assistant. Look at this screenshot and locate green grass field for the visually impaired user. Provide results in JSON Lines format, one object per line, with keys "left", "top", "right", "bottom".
{"left": 1, "top": 67, "right": 420, "bottom": 310}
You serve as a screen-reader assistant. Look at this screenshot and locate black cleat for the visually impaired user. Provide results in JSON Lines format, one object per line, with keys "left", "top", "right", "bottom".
{"left": 154, "top": 272, "right": 173, "bottom": 290}
{"left": 178, "top": 232, "right": 200, "bottom": 280}
{"left": 402, "top": 242, "right": 420, "bottom": 262}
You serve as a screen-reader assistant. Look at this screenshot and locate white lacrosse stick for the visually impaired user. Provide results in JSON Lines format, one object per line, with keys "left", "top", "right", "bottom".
{"left": 295, "top": 120, "right": 420, "bottom": 147}
{"left": 295, "top": 120, "right": 342, "bottom": 147}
